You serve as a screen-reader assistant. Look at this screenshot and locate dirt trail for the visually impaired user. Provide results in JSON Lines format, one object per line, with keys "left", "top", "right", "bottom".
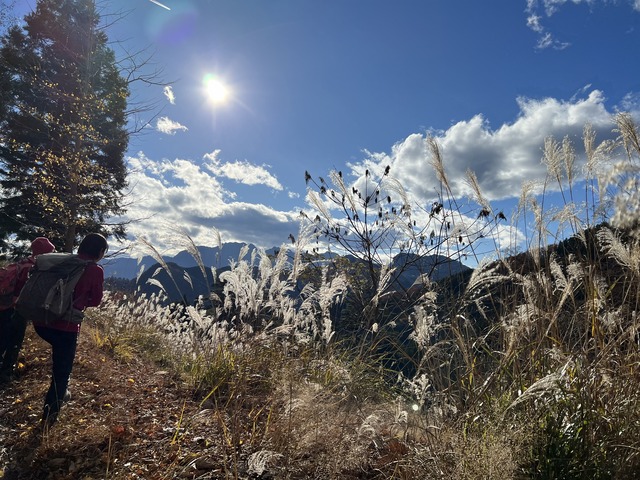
{"left": 0, "top": 325, "right": 221, "bottom": 480}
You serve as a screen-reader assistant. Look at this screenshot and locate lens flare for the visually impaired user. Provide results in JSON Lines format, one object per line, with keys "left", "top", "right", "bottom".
{"left": 203, "top": 74, "right": 230, "bottom": 104}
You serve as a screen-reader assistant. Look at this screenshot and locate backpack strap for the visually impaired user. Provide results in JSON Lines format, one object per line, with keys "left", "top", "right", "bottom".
{"left": 14, "top": 257, "right": 36, "bottom": 296}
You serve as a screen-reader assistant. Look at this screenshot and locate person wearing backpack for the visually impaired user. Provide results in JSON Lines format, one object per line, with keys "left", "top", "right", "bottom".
{"left": 31, "top": 233, "right": 108, "bottom": 429}
{"left": 0, "top": 237, "right": 56, "bottom": 386}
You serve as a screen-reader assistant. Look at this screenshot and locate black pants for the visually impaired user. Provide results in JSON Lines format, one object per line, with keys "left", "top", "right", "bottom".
{"left": 0, "top": 309, "right": 28, "bottom": 381}
{"left": 33, "top": 324, "right": 78, "bottom": 423}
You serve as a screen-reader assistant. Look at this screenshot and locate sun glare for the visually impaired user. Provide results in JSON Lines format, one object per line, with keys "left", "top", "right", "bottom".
{"left": 204, "top": 74, "right": 230, "bottom": 104}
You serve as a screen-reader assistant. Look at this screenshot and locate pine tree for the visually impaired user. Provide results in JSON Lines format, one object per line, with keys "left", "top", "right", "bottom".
{"left": 0, "top": 0, "right": 129, "bottom": 252}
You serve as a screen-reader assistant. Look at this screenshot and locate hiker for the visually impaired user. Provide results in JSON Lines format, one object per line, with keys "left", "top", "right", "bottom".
{"left": 32, "top": 233, "right": 108, "bottom": 429}
{"left": 0, "top": 237, "right": 56, "bottom": 386}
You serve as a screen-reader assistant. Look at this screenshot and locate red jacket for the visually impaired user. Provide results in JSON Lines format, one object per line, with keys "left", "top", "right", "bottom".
{"left": 6, "top": 256, "right": 37, "bottom": 308}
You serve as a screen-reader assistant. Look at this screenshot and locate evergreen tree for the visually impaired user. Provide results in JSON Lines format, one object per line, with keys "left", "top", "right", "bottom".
{"left": 0, "top": 0, "right": 129, "bottom": 252}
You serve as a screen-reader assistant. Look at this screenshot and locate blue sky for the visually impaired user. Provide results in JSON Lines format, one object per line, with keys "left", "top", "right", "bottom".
{"left": 9, "top": 0, "right": 640, "bottom": 258}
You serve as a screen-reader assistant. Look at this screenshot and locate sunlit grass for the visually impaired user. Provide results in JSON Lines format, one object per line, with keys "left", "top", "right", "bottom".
{"left": 83, "top": 114, "right": 640, "bottom": 477}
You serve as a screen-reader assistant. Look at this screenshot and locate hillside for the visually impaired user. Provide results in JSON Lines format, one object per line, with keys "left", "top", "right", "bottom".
{"left": 0, "top": 322, "right": 413, "bottom": 479}
{"left": 132, "top": 249, "right": 470, "bottom": 305}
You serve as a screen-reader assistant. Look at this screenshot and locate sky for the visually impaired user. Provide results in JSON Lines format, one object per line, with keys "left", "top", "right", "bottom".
{"left": 8, "top": 0, "right": 640, "bottom": 261}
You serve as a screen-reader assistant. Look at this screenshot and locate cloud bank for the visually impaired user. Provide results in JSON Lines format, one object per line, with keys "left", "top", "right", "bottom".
{"left": 346, "top": 89, "right": 636, "bottom": 206}
{"left": 121, "top": 89, "right": 638, "bottom": 255}
{"left": 121, "top": 152, "right": 298, "bottom": 255}
{"left": 203, "top": 151, "right": 283, "bottom": 190}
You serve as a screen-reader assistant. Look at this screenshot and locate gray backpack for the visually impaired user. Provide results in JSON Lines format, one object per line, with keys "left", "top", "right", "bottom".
{"left": 15, "top": 253, "right": 89, "bottom": 324}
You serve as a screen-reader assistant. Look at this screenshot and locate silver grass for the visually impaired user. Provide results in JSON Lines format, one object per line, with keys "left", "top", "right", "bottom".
{"left": 358, "top": 414, "right": 381, "bottom": 439}
{"left": 586, "top": 273, "right": 607, "bottom": 317}
{"left": 290, "top": 223, "right": 316, "bottom": 279}
{"left": 507, "top": 360, "right": 573, "bottom": 412}
{"left": 427, "top": 135, "right": 452, "bottom": 192}
{"left": 266, "top": 247, "right": 295, "bottom": 315}
{"left": 465, "top": 169, "right": 491, "bottom": 212}
{"left": 146, "top": 277, "right": 168, "bottom": 295}
{"left": 248, "top": 451, "right": 283, "bottom": 476}
{"left": 152, "top": 266, "right": 163, "bottom": 278}
{"left": 238, "top": 244, "right": 250, "bottom": 263}
{"left": 597, "top": 227, "right": 639, "bottom": 274}
{"left": 380, "top": 175, "right": 409, "bottom": 208}
{"left": 566, "top": 258, "right": 584, "bottom": 283}
{"left": 306, "top": 188, "right": 332, "bottom": 221}
{"left": 517, "top": 181, "right": 536, "bottom": 213}
{"left": 136, "top": 263, "right": 146, "bottom": 282}
{"left": 402, "top": 373, "right": 432, "bottom": 408}
{"left": 136, "top": 237, "right": 182, "bottom": 300}
{"left": 368, "top": 263, "right": 395, "bottom": 311}
{"left": 551, "top": 202, "right": 579, "bottom": 225}
{"left": 543, "top": 255, "right": 578, "bottom": 337}
{"left": 607, "top": 162, "right": 640, "bottom": 228}
{"left": 296, "top": 267, "right": 346, "bottom": 344}
{"left": 562, "top": 135, "right": 576, "bottom": 186}
{"left": 183, "top": 270, "right": 193, "bottom": 289}
{"left": 328, "top": 169, "right": 358, "bottom": 213}
{"left": 616, "top": 112, "right": 640, "bottom": 159}
{"left": 464, "top": 258, "right": 511, "bottom": 300}
{"left": 174, "top": 227, "right": 218, "bottom": 289}
{"left": 502, "top": 304, "right": 535, "bottom": 349}
{"left": 601, "top": 309, "right": 625, "bottom": 335}
{"left": 137, "top": 237, "right": 173, "bottom": 277}
{"left": 584, "top": 123, "right": 597, "bottom": 173}
{"left": 543, "top": 136, "right": 563, "bottom": 184}
{"left": 250, "top": 246, "right": 258, "bottom": 268}
{"left": 549, "top": 255, "right": 568, "bottom": 293}
{"left": 529, "top": 198, "right": 545, "bottom": 243}
{"left": 317, "top": 270, "right": 347, "bottom": 343}
{"left": 409, "top": 304, "right": 437, "bottom": 350}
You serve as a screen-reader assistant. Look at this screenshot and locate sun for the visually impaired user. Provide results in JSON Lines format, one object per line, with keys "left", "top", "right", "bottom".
{"left": 204, "top": 74, "right": 230, "bottom": 104}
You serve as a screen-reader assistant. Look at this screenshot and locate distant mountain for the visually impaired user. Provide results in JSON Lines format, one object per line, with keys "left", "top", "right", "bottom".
{"left": 126, "top": 243, "right": 470, "bottom": 305}
{"left": 102, "top": 242, "right": 271, "bottom": 280}
{"left": 136, "top": 262, "right": 223, "bottom": 305}
{"left": 390, "top": 253, "right": 471, "bottom": 290}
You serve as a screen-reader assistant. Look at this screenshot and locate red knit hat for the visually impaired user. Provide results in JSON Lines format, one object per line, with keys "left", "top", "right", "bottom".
{"left": 31, "top": 237, "right": 56, "bottom": 255}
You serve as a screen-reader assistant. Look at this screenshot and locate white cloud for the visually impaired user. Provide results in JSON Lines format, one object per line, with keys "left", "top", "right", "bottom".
{"left": 345, "top": 90, "right": 628, "bottom": 207}
{"left": 524, "top": 0, "right": 640, "bottom": 50}
{"left": 203, "top": 151, "right": 283, "bottom": 190}
{"left": 163, "top": 86, "right": 175, "bottom": 104}
{"left": 620, "top": 92, "right": 640, "bottom": 112}
{"left": 118, "top": 152, "right": 299, "bottom": 254}
{"left": 526, "top": 14, "right": 544, "bottom": 33}
{"left": 156, "top": 116, "right": 188, "bottom": 135}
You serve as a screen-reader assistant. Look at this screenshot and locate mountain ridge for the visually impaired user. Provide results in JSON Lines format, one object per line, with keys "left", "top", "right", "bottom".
{"left": 119, "top": 244, "right": 471, "bottom": 305}
{"left": 102, "top": 242, "right": 271, "bottom": 280}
